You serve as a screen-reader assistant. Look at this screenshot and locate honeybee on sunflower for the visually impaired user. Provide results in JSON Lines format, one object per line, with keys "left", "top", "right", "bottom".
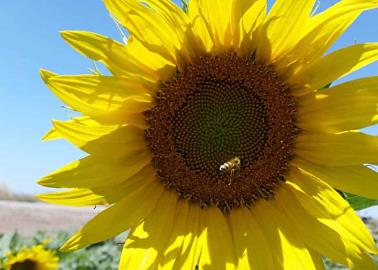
{"left": 38, "top": 0, "right": 378, "bottom": 269}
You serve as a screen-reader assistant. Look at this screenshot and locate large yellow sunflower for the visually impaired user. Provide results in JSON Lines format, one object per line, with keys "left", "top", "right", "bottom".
{"left": 38, "top": 0, "right": 378, "bottom": 269}
{"left": 3, "top": 245, "right": 58, "bottom": 270}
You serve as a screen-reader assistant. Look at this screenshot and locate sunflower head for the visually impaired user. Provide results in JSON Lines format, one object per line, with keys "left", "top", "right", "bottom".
{"left": 38, "top": 0, "right": 378, "bottom": 269}
{"left": 4, "top": 245, "right": 58, "bottom": 270}
{"left": 145, "top": 52, "right": 298, "bottom": 211}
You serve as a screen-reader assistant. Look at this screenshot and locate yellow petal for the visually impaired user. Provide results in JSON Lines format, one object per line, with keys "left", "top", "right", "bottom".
{"left": 61, "top": 31, "right": 175, "bottom": 81}
{"left": 61, "top": 180, "right": 163, "bottom": 252}
{"left": 61, "top": 31, "right": 136, "bottom": 76}
{"left": 42, "top": 127, "right": 61, "bottom": 141}
{"left": 51, "top": 119, "right": 117, "bottom": 147}
{"left": 275, "top": 169, "right": 377, "bottom": 269}
{"left": 308, "top": 249, "right": 327, "bottom": 270}
{"left": 43, "top": 114, "right": 146, "bottom": 143}
{"left": 142, "top": 0, "right": 188, "bottom": 26}
{"left": 252, "top": 199, "right": 320, "bottom": 270}
{"left": 42, "top": 116, "right": 100, "bottom": 141}
{"left": 188, "top": 0, "right": 214, "bottom": 53}
{"left": 42, "top": 73, "right": 153, "bottom": 124}
{"left": 38, "top": 165, "right": 156, "bottom": 206}
{"left": 60, "top": 31, "right": 121, "bottom": 62}
{"left": 51, "top": 120, "right": 146, "bottom": 157}
{"left": 37, "top": 188, "right": 108, "bottom": 207}
{"left": 228, "top": 208, "right": 274, "bottom": 270}
{"left": 141, "top": 0, "right": 193, "bottom": 60}
{"left": 198, "top": 207, "right": 236, "bottom": 270}
{"left": 103, "top": 0, "right": 190, "bottom": 67}
{"left": 38, "top": 151, "right": 151, "bottom": 188}
{"left": 294, "top": 131, "right": 378, "bottom": 166}
{"left": 233, "top": 0, "right": 266, "bottom": 54}
{"left": 297, "top": 77, "right": 378, "bottom": 132}
{"left": 287, "top": 167, "right": 376, "bottom": 253}
{"left": 40, "top": 69, "right": 56, "bottom": 83}
{"left": 158, "top": 201, "right": 189, "bottom": 269}
{"left": 126, "top": 36, "right": 177, "bottom": 81}
{"left": 292, "top": 44, "right": 378, "bottom": 94}
{"left": 171, "top": 204, "right": 203, "bottom": 269}
{"left": 191, "top": 0, "right": 233, "bottom": 52}
{"left": 292, "top": 158, "right": 378, "bottom": 200}
{"left": 257, "top": 0, "right": 316, "bottom": 62}
{"left": 276, "top": 0, "right": 378, "bottom": 76}
{"left": 276, "top": 187, "right": 375, "bottom": 269}
{"left": 118, "top": 190, "right": 178, "bottom": 270}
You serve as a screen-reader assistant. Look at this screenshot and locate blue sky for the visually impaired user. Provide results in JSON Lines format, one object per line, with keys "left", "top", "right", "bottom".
{"left": 0, "top": 0, "right": 377, "bottom": 195}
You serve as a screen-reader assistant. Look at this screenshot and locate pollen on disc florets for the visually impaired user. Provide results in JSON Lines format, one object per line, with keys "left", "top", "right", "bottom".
{"left": 144, "top": 52, "right": 298, "bottom": 213}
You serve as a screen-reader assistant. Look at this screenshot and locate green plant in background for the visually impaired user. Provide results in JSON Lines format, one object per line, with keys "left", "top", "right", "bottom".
{"left": 0, "top": 232, "right": 123, "bottom": 270}
{"left": 0, "top": 235, "right": 58, "bottom": 270}
{"left": 341, "top": 192, "right": 378, "bottom": 211}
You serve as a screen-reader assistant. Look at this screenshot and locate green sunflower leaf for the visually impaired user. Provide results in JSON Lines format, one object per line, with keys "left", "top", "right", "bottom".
{"left": 320, "top": 82, "right": 332, "bottom": 90}
{"left": 180, "top": 0, "right": 188, "bottom": 13}
{"left": 345, "top": 194, "right": 378, "bottom": 211}
{"left": 9, "top": 232, "right": 21, "bottom": 250}
{"left": 338, "top": 190, "right": 378, "bottom": 210}
{"left": 0, "top": 233, "right": 13, "bottom": 256}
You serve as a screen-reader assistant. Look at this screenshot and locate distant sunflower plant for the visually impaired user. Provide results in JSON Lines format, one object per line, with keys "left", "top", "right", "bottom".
{"left": 3, "top": 245, "right": 58, "bottom": 270}
{"left": 38, "top": 0, "right": 378, "bottom": 269}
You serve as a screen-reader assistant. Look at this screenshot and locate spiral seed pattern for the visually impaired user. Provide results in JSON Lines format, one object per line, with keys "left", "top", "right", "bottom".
{"left": 145, "top": 53, "right": 298, "bottom": 212}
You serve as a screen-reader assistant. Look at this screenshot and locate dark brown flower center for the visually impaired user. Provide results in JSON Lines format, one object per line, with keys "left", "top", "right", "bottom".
{"left": 10, "top": 259, "right": 37, "bottom": 270}
{"left": 145, "top": 53, "right": 298, "bottom": 212}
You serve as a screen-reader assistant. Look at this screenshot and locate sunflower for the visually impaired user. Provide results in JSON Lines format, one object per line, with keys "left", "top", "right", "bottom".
{"left": 3, "top": 245, "right": 58, "bottom": 270}
{"left": 38, "top": 0, "right": 378, "bottom": 269}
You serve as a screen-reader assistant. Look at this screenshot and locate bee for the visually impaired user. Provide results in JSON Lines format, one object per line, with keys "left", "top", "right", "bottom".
{"left": 219, "top": 157, "right": 241, "bottom": 185}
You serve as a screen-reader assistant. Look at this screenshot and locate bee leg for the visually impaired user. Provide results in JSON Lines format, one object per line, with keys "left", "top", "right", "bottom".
{"left": 228, "top": 169, "right": 234, "bottom": 186}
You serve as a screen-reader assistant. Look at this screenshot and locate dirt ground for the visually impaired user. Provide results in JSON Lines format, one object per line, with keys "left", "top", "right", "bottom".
{"left": 0, "top": 200, "right": 103, "bottom": 235}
